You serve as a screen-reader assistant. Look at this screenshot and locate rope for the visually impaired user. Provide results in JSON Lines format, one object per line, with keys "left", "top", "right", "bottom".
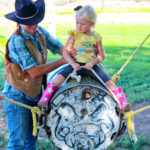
{"left": 61, "top": 70, "right": 81, "bottom": 86}
{"left": 112, "top": 34, "right": 150, "bottom": 85}
{"left": 2, "top": 97, "right": 45, "bottom": 136}
{"left": 123, "top": 105, "right": 150, "bottom": 142}
{"left": 89, "top": 139, "right": 94, "bottom": 150}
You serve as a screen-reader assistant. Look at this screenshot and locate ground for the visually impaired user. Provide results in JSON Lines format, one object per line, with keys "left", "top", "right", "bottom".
{"left": 129, "top": 101, "right": 150, "bottom": 138}
{"left": 0, "top": 100, "right": 150, "bottom": 149}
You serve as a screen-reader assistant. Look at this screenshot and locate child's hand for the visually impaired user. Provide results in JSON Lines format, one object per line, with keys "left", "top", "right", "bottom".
{"left": 84, "top": 62, "right": 94, "bottom": 70}
{"left": 0, "top": 94, "right": 4, "bottom": 100}
{"left": 70, "top": 48, "right": 77, "bottom": 57}
{"left": 72, "top": 63, "right": 81, "bottom": 72}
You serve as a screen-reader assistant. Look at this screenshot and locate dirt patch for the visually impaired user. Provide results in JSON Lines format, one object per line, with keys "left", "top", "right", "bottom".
{"left": 129, "top": 101, "right": 150, "bottom": 138}
{"left": 0, "top": 100, "right": 150, "bottom": 148}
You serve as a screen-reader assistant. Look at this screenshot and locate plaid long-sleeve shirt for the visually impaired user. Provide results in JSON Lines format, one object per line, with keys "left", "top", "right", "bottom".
{"left": 3, "top": 25, "right": 62, "bottom": 101}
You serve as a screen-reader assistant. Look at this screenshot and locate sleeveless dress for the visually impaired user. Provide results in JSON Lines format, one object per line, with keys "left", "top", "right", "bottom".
{"left": 69, "top": 29, "right": 102, "bottom": 63}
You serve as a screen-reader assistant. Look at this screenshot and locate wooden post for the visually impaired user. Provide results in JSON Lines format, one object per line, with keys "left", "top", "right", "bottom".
{"left": 5, "top": 0, "right": 15, "bottom": 38}
{"left": 46, "top": 0, "right": 56, "bottom": 38}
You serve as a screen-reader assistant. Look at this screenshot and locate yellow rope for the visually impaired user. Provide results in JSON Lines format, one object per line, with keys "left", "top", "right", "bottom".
{"left": 123, "top": 105, "right": 150, "bottom": 136}
{"left": 89, "top": 139, "right": 94, "bottom": 150}
{"left": 2, "top": 97, "right": 150, "bottom": 141}
{"left": 3, "top": 97, "right": 45, "bottom": 136}
{"left": 112, "top": 34, "right": 150, "bottom": 85}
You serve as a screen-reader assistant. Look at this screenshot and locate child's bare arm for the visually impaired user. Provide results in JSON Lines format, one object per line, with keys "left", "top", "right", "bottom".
{"left": 85, "top": 40, "right": 105, "bottom": 70}
{"left": 63, "top": 35, "right": 81, "bottom": 71}
{"left": 94, "top": 40, "right": 105, "bottom": 63}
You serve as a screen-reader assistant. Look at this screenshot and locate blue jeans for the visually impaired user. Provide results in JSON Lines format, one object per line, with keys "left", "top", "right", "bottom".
{"left": 3, "top": 92, "right": 38, "bottom": 150}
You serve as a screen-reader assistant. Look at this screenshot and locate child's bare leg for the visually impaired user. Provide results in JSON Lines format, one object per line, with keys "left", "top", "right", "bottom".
{"left": 51, "top": 74, "right": 65, "bottom": 86}
{"left": 105, "top": 80, "right": 132, "bottom": 111}
{"left": 105, "top": 80, "right": 117, "bottom": 90}
{"left": 38, "top": 74, "right": 65, "bottom": 109}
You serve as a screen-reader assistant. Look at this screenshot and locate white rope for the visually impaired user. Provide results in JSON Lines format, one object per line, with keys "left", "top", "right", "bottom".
{"left": 60, "top": 70, "right": 81, "bottom": 86}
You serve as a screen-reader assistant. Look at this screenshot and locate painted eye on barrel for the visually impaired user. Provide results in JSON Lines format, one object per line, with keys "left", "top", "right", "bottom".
{"left": 82, "top": 88, "right": 93, "bottom": 100}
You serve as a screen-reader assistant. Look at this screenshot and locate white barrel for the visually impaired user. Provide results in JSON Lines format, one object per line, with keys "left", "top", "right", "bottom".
{"left": 44, "top": 66, "right": 124, "bottom": 150}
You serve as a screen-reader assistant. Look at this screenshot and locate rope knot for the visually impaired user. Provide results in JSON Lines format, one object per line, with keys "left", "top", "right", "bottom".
{"left": 123, "top": 111, "right": 137, "bottom": 142}
{"left": 112, "top": 73, "right": 120, "bottom": 85}
{"left": 31, "top": 106, "right": 45, "bottom": 115}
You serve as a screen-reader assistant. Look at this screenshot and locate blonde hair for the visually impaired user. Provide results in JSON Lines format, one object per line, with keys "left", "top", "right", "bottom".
{"left": 75, "top": 5, "right": 97, "bottom": 24}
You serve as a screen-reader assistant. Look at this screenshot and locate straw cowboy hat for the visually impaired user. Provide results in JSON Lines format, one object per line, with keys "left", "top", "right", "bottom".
{"left": 5, "top": 0, "right": 45, "bottom": 25}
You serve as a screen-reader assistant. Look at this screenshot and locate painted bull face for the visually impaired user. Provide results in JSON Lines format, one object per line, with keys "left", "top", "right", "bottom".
{"left": 46, "top": 85, "right": 121, "bottom": 150}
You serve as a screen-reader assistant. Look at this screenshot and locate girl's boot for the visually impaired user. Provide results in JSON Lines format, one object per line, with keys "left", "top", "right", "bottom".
{"left": 38, "top": 82, "right": 57, "bottom": 109}
{"left": 112, "top": 87, "right": 132, "bottom": 112}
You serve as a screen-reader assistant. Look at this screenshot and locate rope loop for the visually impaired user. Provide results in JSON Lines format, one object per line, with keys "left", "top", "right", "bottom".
{"left": 31, "top": 107, "right": 45, "bottom": 136}
{"left": 31, "top": 110, "right": 38, "bottom": 136}
{"left": 1, "top": 97, "right": 45, "bottom": 136}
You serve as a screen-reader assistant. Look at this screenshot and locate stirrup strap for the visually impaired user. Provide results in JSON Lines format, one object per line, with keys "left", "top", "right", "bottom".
{"left": 61, "top": 70, "right": 81, "bottom": 86}
{"left": 91, "top": 68, "right": 121, "bottom": 109}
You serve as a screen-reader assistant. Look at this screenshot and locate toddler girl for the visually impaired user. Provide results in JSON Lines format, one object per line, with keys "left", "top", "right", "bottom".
{"left": 38, "top": 5, "right": 132, "bottom": 111}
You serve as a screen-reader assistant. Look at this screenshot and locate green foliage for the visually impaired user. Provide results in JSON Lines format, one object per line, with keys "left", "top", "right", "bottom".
{"left": 108, "top": 134, "right": 150, "bottom": 150}
{"left": 0, "top": 134, "right": 8, "bottom": 147}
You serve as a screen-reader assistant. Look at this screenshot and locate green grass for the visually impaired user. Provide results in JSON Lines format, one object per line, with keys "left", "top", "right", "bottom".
{"left": 0, "top": 134, "right": 8, "bottom": 147}
{"left": 1, "top": 7, "right": 150, "bottom": 17}
{"left": 0, "top": 133, "right": 57, "bottom": 149}
{"left": 1, "top": 133, "right": 150, "bottom": 150}
{"left": 37, "top": 140, "right": 58, "bottom": 150}
{"left": 96, "top": 7, "right": 150, "bottom": 13}
{"left": 0, "top": 24, "right": 150, "bottom": 103}
{"left": 55, "top": 7, "right": 150, "bottom": 15}
{"left": 0, "top": 23, "right": 150, "bottom": 149}
{"left": 55, "top": 24, "right": 150, "bottom": 103}
{"left": 108, "top": 134, "right": 150, "bottom": 150}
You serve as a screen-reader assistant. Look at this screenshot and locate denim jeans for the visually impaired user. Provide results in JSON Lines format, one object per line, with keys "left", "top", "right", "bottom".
{"left": 3, "top": 92, "right": 38, "bottom": 150}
